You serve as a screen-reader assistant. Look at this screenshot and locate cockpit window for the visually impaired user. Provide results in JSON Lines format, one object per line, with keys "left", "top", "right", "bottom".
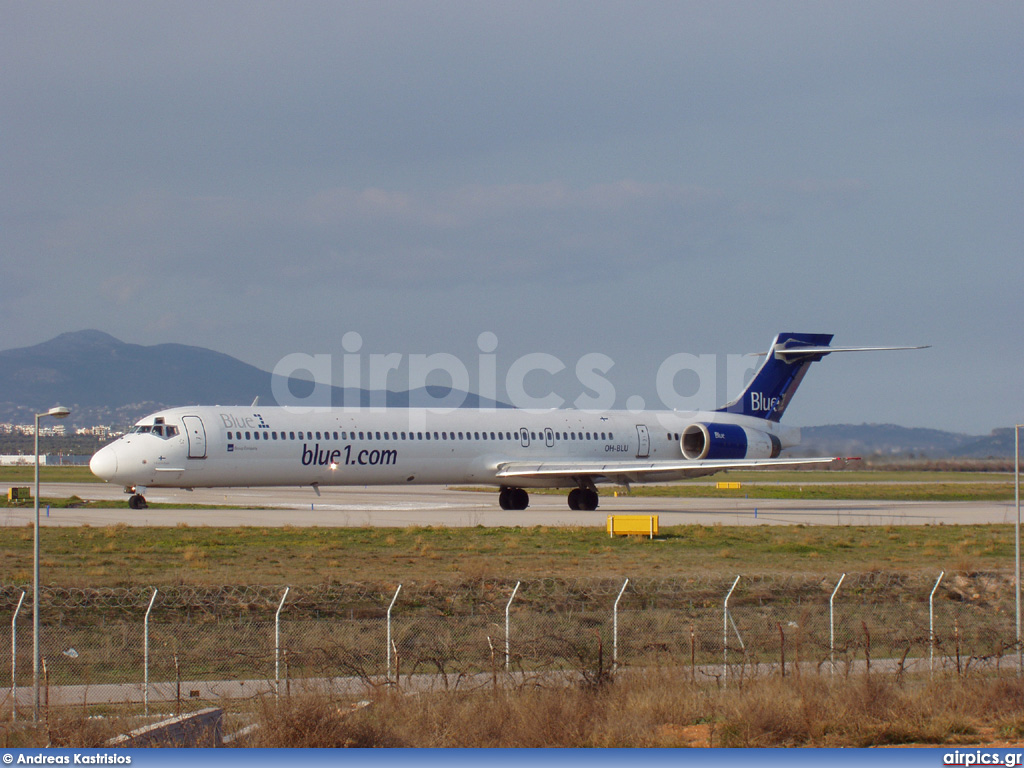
{"left": 130, "top": 424, "right": 179, "bottom": 439}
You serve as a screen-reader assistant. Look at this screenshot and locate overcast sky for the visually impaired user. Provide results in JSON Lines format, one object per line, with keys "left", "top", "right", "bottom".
{"left": 2, "top": 1, "right": 1020, "bottom": 434}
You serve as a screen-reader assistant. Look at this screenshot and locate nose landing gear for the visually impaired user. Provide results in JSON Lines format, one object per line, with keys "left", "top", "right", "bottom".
{"left": 124, "top": 486, "right": 149, "bottom": 510}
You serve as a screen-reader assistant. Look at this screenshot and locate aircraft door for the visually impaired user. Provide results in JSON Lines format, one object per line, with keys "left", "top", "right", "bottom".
{"left": 519, "top": 428, "right": 530, "bottom": 448}
{"left": 635, "top": 424, "right": 650, "bottom": 458}
{"left": 182, "top": 415, "right": 207, "bottom": 459}
{"left": 544, "top": 428, "right": 554, "bottom": 447}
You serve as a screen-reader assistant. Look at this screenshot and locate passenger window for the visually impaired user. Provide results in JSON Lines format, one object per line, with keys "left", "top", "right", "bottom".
{"left": 272, "top": 432, "right": 277, "bottom": 440}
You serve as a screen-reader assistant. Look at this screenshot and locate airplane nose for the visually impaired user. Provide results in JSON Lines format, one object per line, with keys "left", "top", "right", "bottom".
{"left": 89, "top": 445, "right": 118, "bottom": 481}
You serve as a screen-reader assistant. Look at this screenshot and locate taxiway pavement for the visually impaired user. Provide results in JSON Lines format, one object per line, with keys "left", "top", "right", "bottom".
{"left": 0, "top": 482, "right": 1015, "bottom": 528}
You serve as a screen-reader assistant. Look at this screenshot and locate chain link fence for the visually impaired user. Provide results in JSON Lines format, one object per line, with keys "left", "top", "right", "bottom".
{"left": 3, "top": 572, "right": 1020, "bottom": 715}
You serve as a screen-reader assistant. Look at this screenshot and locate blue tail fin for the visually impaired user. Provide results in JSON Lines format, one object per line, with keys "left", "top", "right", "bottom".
{"left": 717, "top": 333, "right": 834, "bottom": 422}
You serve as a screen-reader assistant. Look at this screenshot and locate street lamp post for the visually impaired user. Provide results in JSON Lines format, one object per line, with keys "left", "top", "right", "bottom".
{"left": 1016, "top": 425, "right": 1022, "bottom": 677}
{"left": 33, "top": 405, "right": 70, "bottom": 721}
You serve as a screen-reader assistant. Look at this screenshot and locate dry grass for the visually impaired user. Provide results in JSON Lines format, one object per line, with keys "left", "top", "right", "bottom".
{"left": 6, "top": 673, "right": 1022, "bottom": 748}
{"left": 245, "top": 673, "right": 1024, "bottom": 748}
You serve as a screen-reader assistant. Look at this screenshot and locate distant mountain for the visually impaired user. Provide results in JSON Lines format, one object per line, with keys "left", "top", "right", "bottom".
{"left": 0, "top": 331, "right": 505, "bottom": 428}
{"left": 792, "top": 423, "right": 1013, "bottom": 459}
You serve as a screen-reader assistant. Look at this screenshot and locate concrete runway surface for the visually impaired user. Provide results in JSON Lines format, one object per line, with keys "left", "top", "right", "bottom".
{"left": 0, "top": 482, "right": 1016, "bottom": 528}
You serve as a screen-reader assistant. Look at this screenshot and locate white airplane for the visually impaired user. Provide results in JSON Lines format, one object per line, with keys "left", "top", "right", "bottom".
{"left": 89, "top": 333, "right": 924, "bottom": 511}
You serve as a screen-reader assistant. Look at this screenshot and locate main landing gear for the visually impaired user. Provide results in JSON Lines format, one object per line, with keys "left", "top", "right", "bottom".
{"left": 567, "top": 487, "right": 599, "bottom": 511}
{"left": 498, "top": 486, "right": 530, "bottom": 510}
{"left": 497, "top": 485, "right": 600, "bottom": 511}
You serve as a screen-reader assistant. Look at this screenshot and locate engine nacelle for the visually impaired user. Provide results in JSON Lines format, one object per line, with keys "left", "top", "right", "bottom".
{"left": 681, "top": 423, "right": 781, "bottom": 460}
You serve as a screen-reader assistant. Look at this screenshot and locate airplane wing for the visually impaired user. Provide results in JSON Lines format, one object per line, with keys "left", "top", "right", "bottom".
{"left": 496, "top": 456, "right": 844, "bottom": 484}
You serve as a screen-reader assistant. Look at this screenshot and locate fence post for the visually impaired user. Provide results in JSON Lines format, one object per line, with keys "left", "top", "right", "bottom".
{"left": 929, "top": 571, "right": 944, "bottom": 677}
{"left": 723, "top": 575, "right": 740, "bottom": 681}
{"left": 505, "top": 581, "right": 520, "bottom": 671}
{"left": 386, "top": 585, "right": 402, "bottom": 680}
{"left": 610, "top": 581, "right": 626, "bottom": 671}
{"left": 829, "top": 573, "right": 846, "bottom": 675}
{"left": 613, "top": 578, "right": 629, "bottom": 671}
{"left": 143, "top": 588, "right": 158, "bottom": 715}
{"left": 274, "top": 587, "right": 290, "bottom": 699}
{"left": 11, "top": 590, "right": 25, "bottom": 721}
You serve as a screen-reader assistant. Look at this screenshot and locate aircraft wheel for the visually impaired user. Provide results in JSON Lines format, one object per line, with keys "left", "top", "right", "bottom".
{"left": 567, "top": 488, "right": 581, "bottom": 510}
{"left": 511, "top": 488, "right": 529, "bottom": 510}
{"left": 498, "top": 488, "right": 512, "bottom": 510}
{"left": 580, "top": 489, "right": 599, "bottom": 511}
{"left": 128, "top": 494, "right": 148, "bottom": 510}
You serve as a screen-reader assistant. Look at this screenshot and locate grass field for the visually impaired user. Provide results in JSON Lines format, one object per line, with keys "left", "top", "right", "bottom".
{"left": 0, "top": 466, "right": 97, "bottom": 483}
{"left": 0, "top": 465, "right": 1017, "bottom": 585}
{"left": 0, "top": 521, "right": 1016, "bottom": 587}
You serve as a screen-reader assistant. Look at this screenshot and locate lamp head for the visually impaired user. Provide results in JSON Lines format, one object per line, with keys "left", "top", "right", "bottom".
{"left": 48, "top": 406, "right": 71, "bottom": 419}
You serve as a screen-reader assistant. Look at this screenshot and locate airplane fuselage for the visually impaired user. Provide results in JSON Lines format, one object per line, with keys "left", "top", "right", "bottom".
{"left": 90, "top": 404, "right": 800, "bottom": 491}
{"left": 90, "top": 333, "right": 920, "bottom": 511}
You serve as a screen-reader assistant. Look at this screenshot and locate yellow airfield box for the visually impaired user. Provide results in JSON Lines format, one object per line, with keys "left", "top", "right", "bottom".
{"left": 606, "top": 515, "right": 659, "bottom": 539}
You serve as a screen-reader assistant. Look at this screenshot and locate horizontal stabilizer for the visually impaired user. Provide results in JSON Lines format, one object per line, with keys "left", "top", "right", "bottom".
{"left": 770, "top": 344, "right": 929, "bottom": 361}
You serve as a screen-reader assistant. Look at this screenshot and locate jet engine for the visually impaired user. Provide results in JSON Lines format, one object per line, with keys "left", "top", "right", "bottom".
{"left": 680, "top": 423, "right": 781, "bottom": 460}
